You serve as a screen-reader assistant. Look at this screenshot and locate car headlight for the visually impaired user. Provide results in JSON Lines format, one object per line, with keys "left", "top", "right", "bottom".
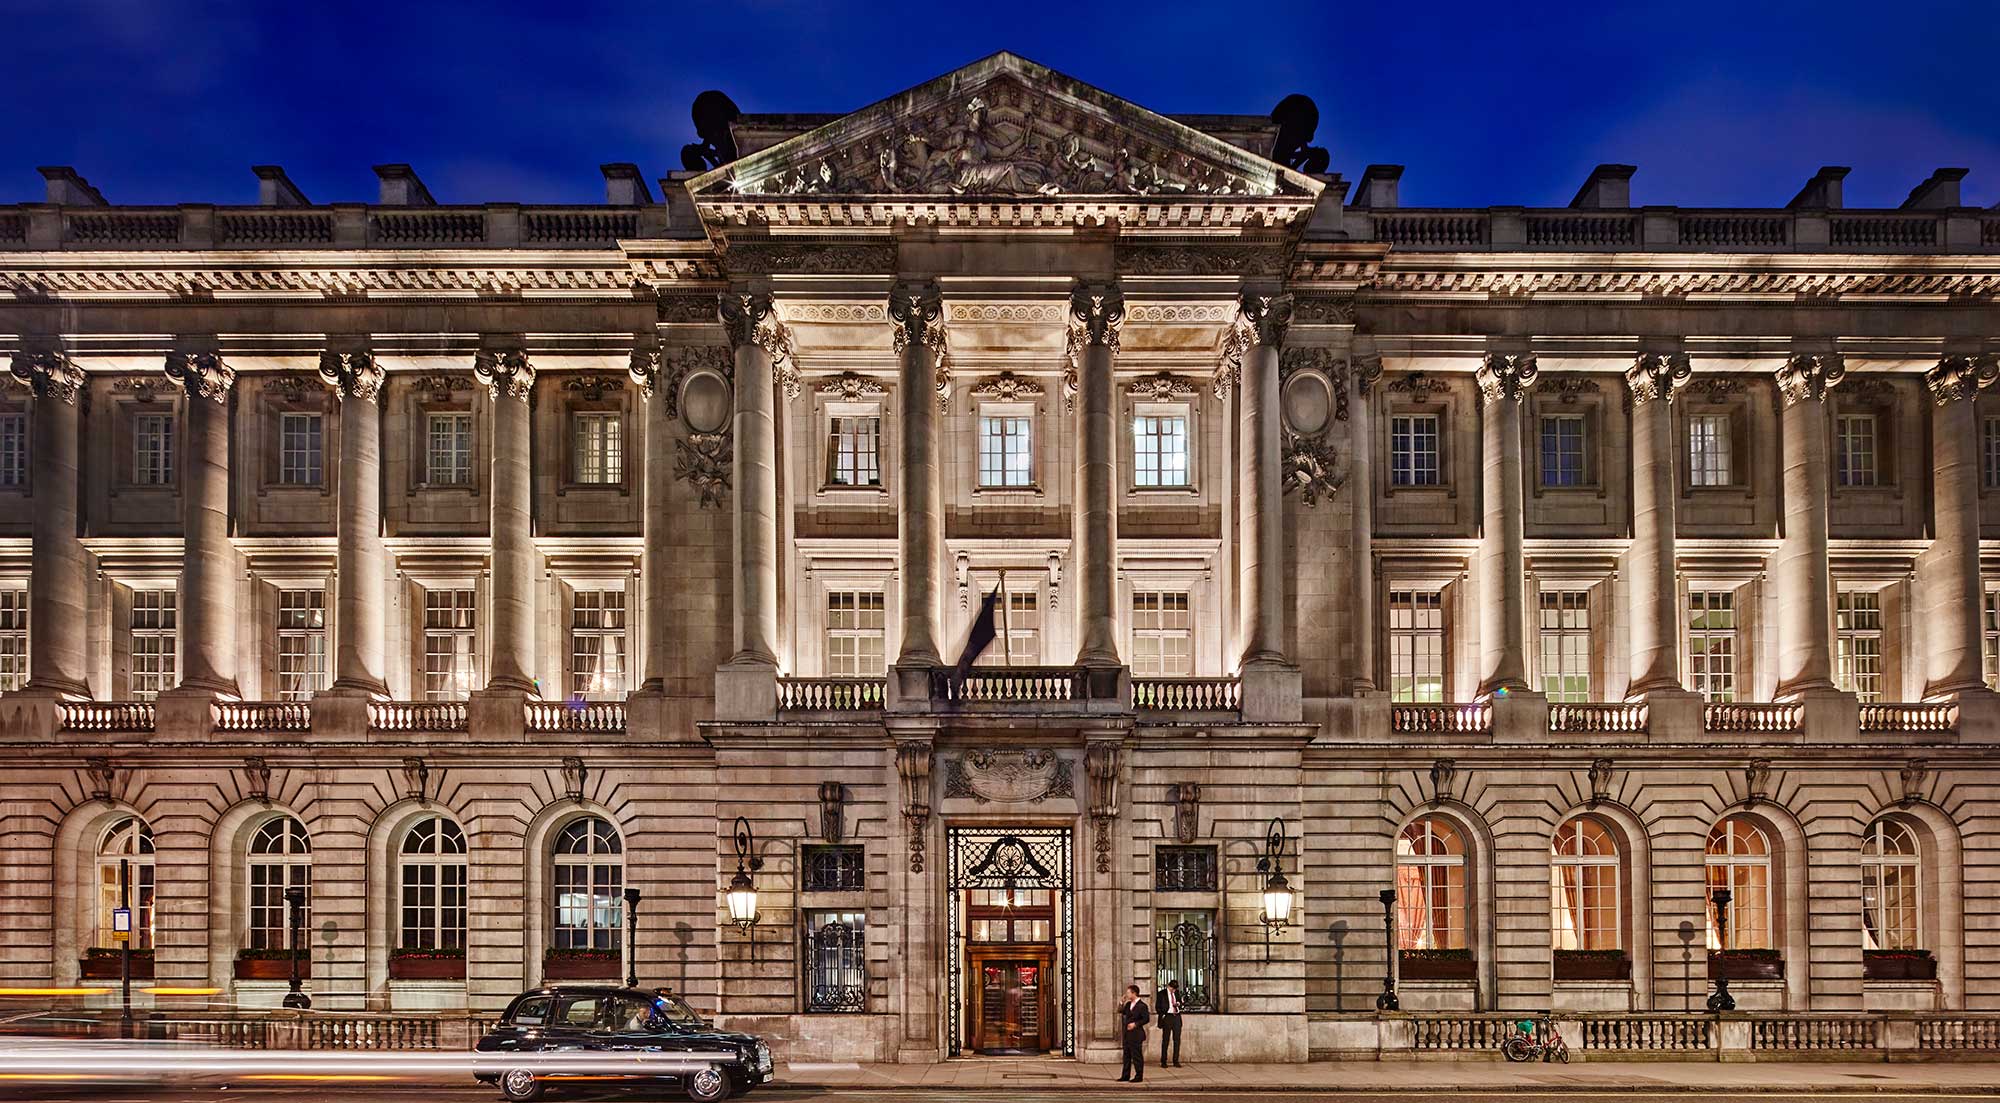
{"left": 755, "top": 1042, "right": 773, "bottom": 1073}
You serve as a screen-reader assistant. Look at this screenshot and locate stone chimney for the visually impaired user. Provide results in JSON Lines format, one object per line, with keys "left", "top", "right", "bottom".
{"left": 252, "top": 165, "right": 310, "bottom": 207}
{"left": 1569, "top": 164, "right": 1635, "bottom": 210}
{"left": 1787, "top": 166, "right": 1850, "bottom": 210}
{"left": 37, "top": 166, "right": 106, "bottom": 206}
{"left": 1352, "top": 165, "right": 1403, "bottom": 209}
{"left": 373, "top": 164, "right": 437, "bottom": 207}
{"left": 601, "top": 163, "right": 655, "bottom": 205}
{"left": 1901, "top": 168, "right": 1968, "bottom": 210}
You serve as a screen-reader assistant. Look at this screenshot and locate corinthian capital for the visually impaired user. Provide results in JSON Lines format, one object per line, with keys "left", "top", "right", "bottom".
{"left": 887, "top": 282, "right": 947, "bottom": 354}
{"left": 9, "top": 351, "right": 86, "bottom": 404}
{"left": 317, "top": 351, "right": 384, "bottom": 403}
{"left": 1476, "top": 353, "right": 1539, "bottom": 404}
{"left": 472, "top": 349, "right": 535, "bottom": 402}
{"left": 720, "top": 292, "right": 800, "bottom": 399}
{"left": 628, "top": 347, "right": 661, "bottom": 400}
{"left": 164, "top": 351, "right": 235, "bottom": 404}
{"left": 1237, "top": 291, "right": 1293, "bottom": 348}
{"left": 1925, "top": 355, "right": 1999, "bottom": 405}
{"left": 1625, "top": 352, "right": 1692, "bottom": 406}
{"left": 1774, "top": 353, "right": 1845, "bottom": 406}
{"left": 1068, "top": 282, "right": 1125, "bottom": 351}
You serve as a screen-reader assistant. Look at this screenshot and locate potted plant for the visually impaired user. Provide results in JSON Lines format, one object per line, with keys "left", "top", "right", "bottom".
{"left": 389, "top": 946, "right": 466, "bottom": 980}
{"left": 1554, "top": 948, "right": 1631, "bottom": 981}
{"left": 1398, "top": 947, "right": 1476, "bottom": 981}
{"left": 1708, "top": 947, "right": 1784, "bottom": 981}
{"left": 80, "top": 947, "right": 153, "bottom": 980}
{"left": 233, "top": 947, "right": 309, "bottom": 981}
{"left": 1863, "top": 948, "right": 1936, "bottom": 981}
{"left": 544, "top": 946, "right": 621, "bottom": 981}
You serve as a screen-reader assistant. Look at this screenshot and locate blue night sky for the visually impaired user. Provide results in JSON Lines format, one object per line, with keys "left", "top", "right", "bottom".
{"left": 4, "top": 0, "right": 1996, "bottom": 210}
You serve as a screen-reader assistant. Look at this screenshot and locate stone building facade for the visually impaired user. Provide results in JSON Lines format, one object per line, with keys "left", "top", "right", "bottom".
{"left": 2, "top": 52, "right": 2000, "bottom": 1063}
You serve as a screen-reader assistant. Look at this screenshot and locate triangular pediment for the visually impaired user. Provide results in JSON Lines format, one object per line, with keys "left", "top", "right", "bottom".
{"left": 687, "top": 52, "right": 1321, "bottom": 202}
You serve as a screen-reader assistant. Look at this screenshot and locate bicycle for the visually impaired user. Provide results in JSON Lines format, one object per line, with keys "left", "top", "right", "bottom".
{"left": 1502, "top": 1017, "right": 1570, "bottom": 1063}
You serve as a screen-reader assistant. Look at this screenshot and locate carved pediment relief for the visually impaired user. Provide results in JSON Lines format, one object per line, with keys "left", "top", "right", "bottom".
{"left": 943, "top": 748, "right": 1075, "bottom": 804}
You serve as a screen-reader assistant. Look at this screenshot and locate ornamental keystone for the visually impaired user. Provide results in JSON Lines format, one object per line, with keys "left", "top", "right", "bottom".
{"left": 1476, "top": 353, "right": 1539, "bottom": 403}
{"left": 1774, "top": 353, "right": 1844, "bottom": 406}
{"left": 317, "top": 351, "right": 384, "bottom": 403}
{"left": 1925, "top": 355, "right": 1998, "bottom": 405}
{"left": 8, "top": 350, "right": 86, "bottom": 404}
{"left": 1625, "top": 352, "right": 1692, "bottom": 405}
{"left": 472, "top": 349, "right": 534, "bottom": 402}
{"left": 164, "top": 351, "right": 235, "bottom": 403}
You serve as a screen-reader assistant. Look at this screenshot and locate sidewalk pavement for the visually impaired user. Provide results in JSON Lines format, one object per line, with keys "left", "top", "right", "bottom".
{"left": 777, "top": 1057, "right": 2000, "bottom": 1093}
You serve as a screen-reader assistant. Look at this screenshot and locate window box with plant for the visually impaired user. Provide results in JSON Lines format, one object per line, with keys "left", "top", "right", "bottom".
{"left": 389, "top": 946, "right": 466, "bottom": 980}
{"left": 233, "top": 947, "right": 309, "bottom": 981}
{"left": 543, "top": 946, "right": 621, "bottom": 980}
{"left": 1863, "top": 948, "right": 1936, "bottom": 982}
{"left": 1398, "top": 947, "right": 1475, "bottom": 981}
{"left": 81, "top": 947, "right": 153, "bottom": 980}
{"left": 1553, "top": 948, "right": 1630, "bottom": 982}
{"left": 1708, "top": 947, "right": 1783, "bottom": 981}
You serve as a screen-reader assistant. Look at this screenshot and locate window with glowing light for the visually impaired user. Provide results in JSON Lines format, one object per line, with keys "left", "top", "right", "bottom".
{"left": 1705, "top": 817, "right": 1772, "bottom": 950}
{"left": 1395, "top": 817, "right": 1466, "bottom": 951}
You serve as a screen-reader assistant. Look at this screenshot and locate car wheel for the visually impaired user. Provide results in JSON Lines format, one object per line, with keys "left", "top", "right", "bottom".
{"left": 684, "top": 1065, "right": 732, "bottom": 1102}
{"left": 499, "top": 1067, "right": 545, "bottom": 1102}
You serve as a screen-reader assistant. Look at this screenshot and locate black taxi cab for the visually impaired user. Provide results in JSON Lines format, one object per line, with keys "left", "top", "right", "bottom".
{"left": 474, "top": 985, "right": 774, "bottom": 1101}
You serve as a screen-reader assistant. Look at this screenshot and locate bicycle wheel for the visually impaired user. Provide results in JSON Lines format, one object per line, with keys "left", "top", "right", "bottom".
{"left": 1502, "top": 1034, "right": 1534, "bottom": 1063}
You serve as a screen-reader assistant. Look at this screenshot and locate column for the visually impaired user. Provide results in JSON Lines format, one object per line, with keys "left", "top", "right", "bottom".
{"left": 1475, "top": 352, "right": 1536, "bottom": 696}
{"left": 164, "top": 352, "right": 240, "bottom": 697}
{"left": 473, "top": 349, "right": 537, "bottom": 694}
{"left": 1348, "top": 354, "right": 1381, "bottom": 693}
{"left": 890, "top": 282, "right": 945, "bottom": 668}
{"left": 632, "top": 347, "right": 672, "bottom": 692}
{"left": 1626, "top": 353, "right": 1693, "bottom": 696}
{"left": 1772, "top": 354, "right": 1842, "bottom": 697}
{"left": 1072, "top": 283, "right": 1124, "bottom": 668}
{"left": 1236, "top": 292, "right": 1290, "bottom": 669}
{"left": 1919, "top": 355, "right": 1998, "bottom": 697}
{"left": 718, "top": 293, "right": 783, "bottom": 667}
{"left": 320, "top": 352, "right": 389, "bottom": 697}
{"left": 9, "top": 353, "right": 90, "bottom": 697}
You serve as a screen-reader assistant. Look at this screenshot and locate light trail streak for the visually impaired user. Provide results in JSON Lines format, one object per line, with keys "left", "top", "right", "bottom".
{"left": 0, "top": 1039, "right": 753, "bottom": 1086}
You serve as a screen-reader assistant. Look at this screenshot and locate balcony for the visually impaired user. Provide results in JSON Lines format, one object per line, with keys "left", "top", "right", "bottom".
{"left": 776, "top": 677, "right": 886, "bottom": 713}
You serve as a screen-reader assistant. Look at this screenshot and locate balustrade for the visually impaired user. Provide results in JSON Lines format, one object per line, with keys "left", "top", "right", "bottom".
{"left": 1704, "top": 701, "right": 1803, "bottom": 733}
{"left": 524, "top": 699, "right": 627, "bottom": 733}
{"left": 1749, "top": 1016, "right": 1878, "bottom": 1051}
{"left": 1547, "top": 702, "right": 1648, "bottom": 733}
{"left": 56, "top": 701, "right": 156, "bottom": 733}
{"left": 1859, "top": 702, "right": 1959, "bottom": 733}
{"left": 1390, "top": 702, "right": 1492, "bottom": 734}
{"left": 1132, "top": 677, "right": 1241, "bottom": 712}
{"left": 776, "top": 677, "right": 885, "bottom": 712}
{"left": 367, "top": 700, "right": 468, "bottom": 732}
{"left": 211, "top": 700, "right": 312, "bottom": 732}
{"left": 1577, "top": 1015, "right": 1712, "bottom": 1052}
{"left": 932, "top": 666, "right": 1085, "bottom": 703}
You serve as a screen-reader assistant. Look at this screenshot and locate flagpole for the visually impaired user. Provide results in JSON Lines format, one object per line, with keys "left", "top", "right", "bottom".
{"left": 999, "top": 569, "right": 1012, "bottom": 666}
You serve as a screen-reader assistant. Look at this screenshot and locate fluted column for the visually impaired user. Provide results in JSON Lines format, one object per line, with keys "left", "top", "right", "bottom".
{"left": 1072, "top": 283, "right": 1124, "bottom": 669}
{"left": 890, "top": 283, "right": 946, "bottom": 667}
{"left": 474, "top": 349, "right": 537, "bottom": 694}
{"left": 1626, "top": 353, "right": 1693, "bottom": 696}
{"left": 1236, "top": 292, "right": 1291, "bottom": 669}
{"left": 320, "top": 352, "right": 389, "bottom": 697}
{"left": 164, "top": 352, "right": 240, "bottom": 697}
{"left": 1920, "top": 355, "right": 1999, "bottom": 697}
{"left": 9, "top": 353, "right": 90, "bottom": 697}
{"left": 1349, "top": 354, "right": 1381, "bottom": 693}
{"left": 719, "top": 293, "right": 785, "bottom": 668}
{"left": 631, "top": 347, "right": 672, "bottom": 692}
{"left": 1476, "top": 353, "right": 1537, "bottom": 696}
{"left": 1773, "top": 354, "right": 1843, "bottom": 697}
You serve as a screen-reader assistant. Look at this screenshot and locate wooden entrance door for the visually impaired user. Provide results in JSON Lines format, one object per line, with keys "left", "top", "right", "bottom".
{"left": 969, "top": 947, "right": 1053, "bottom": 1054}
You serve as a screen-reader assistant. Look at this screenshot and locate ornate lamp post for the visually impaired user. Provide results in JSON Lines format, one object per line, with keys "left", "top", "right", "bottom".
{"left": 1375, "top": 888, "right": 1400, "bottom": 1011}
{"left": 1255, "top": 818, "right": 1294, "bottom": 963}
{"left": 623, "top": 887, "right": 642, "bottom": 989}
{"left": 1706, "top": 887, "right": 1735, "bottom": 1012}
{"left": 726, "top": 817, "right": 763, "bottom": 960}
{"left": 282, "top": 885, "right": 310, "bottom": 1009}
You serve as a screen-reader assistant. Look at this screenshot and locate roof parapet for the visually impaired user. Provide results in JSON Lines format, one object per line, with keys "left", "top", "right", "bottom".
{"left": 252, "top": 165, "right": 310, "bottom": 207}
{"left": 1569, "top": 164, "right": 1635, "bottom": 210}
{"left": 600, "top": 163, "right": 655, "bottom": 206}
{"left": 1902, "top": 168, "right": 1968, "bottom": 210}
{"left": 1788, "top": 166, "right": 1850, "bottom": 210}
{"left": 373, "top": 164, "right": 436, "bottom": 207}
{"left": 1353, "top": 165, "right": 1403, "bottom": 209}
{"left": 37, "top": 166, "right": 106, "bottom": 206}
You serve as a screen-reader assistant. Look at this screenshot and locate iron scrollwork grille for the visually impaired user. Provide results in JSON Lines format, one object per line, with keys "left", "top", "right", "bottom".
{"left": 803, "top": 912, "right": 867, "bottom": 1013}
{"left": 946, "top": 826, "right": 1074, "bottom": 1057}
{"left": 1155, "top": 915, "right": 1217, "bottom": 1012}
{"left": 802, "top": 845, "right": 866, "bottom": 892}
{"left": 1155, "top": 845, "right": 1218, "bottom": 892}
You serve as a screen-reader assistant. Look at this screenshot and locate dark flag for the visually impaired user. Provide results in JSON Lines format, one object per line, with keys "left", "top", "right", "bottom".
{"left": 953, "top": 585, "right": 1002, "bottom": 686}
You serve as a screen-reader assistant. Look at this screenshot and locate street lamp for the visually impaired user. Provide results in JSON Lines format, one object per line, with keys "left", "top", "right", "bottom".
{"left": 1375, "top": 888, "right": 1400, "bottom": 1011}
{"left": 1255, "top": 818, "right": 1293, "bottom": 963}
{"left": 623, "top": 887, "right": 642, "bottom": 989}
{"left": 726, "top": 817, "right": 763, "bottom": 960}
{"left": 282, "top": 885, "right": 310, "bottom": 1009}
{"left": 1706, "top": 887, "right": 1735, "bottom": 1013}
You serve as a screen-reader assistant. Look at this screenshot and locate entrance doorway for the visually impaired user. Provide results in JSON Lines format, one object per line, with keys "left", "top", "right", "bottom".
{"left": 946, "top": 827, "right": 1074, "bottom": 1056}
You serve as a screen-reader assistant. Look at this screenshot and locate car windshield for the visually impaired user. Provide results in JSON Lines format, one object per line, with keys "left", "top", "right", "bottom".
{"left": 651, "top": 993, "right": 707, "bottom": 1027}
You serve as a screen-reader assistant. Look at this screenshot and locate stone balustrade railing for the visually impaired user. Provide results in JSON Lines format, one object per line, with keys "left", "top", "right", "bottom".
{"left": 776, "top": 677, "right": 886, "bottom": 712}
{"left": 211, "top": 701, "right": 312, "bottom": 732}
{"left": 55, "top": 701, "right": 157, "bottom": 733}
{"left": 1704, "top": 701, "right": 1803, "bottom": 733}
{"left": 368, "top": 700, "right": 468, "bottom": 732}
{"left": 524, "top": 700, "right": 627, "bottom": 733}
{"left": 0, "top": 204, "right": 673, "bottom": 251}
{"left": 1389, "top": 702, "right": 1493, "bottom": 734}
{"left": 1859, "top": 702, "right": 1959, "bottom": 733}
{"left": 1575, "top": 1014, "right": 1713, "bottom": 1052}
{"left": 1314, "top": 1012, "right": 2000, "bottom": 1061}
{"left": 1361, "top": 207, "right": 2000, "bottom": 254}
{"left": 1749, "top": 1015, "right": 1879, "bottom": 1051}
{"left": 933, "top": 666, "right": 1085, "bottom": 704}
{"left": 1133, "top": 677, "right": 1242, "bottom": 713}
{"left": 1548, "top": 702, "right": 1649, "bottom": 733}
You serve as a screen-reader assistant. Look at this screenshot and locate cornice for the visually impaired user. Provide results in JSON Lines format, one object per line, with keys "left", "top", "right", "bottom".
{"left": 1351, "top": 252, "right": 2000, "bottom": 300}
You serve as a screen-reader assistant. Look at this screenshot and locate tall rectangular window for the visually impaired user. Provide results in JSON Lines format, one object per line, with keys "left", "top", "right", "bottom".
{"left": 279, "top": 413, "right": 323, "bottom": 486}
{"left": 1130, "top": 591, "right": 1192, "bottom": 677}
{"left": 1688, "top": 589, "right": 1736, "bottom": 702}
{"left": 825, "top": 590, "right": 885, "bottom": 677}
{"left": 427, "top": 412, "right": 473, "bottom": 486}
{"left": 978, "top": 415, "right": 1033, "bottom": 488}
{"left": 1388, "top": 589, "right": 1445, "bottom": 702}
{"left": 1389, "top": 414, "right": 1440, "bottom": 487}
{"left": 1985, "top": 591, "right": 1999, "bottom": 691}
{"left": 1539, "top": 415, "right": 1587, "bottom": 487}
{"left": 0, "top": 413, "right": 25, "bottom": 488}
{"left": 276, "top": 588, "right": 327, "bottom": 702}
{"left": 1835, "top": 413, "right": 1878, "bottom": 487}
{"left": 1133, "top": 413, "right": 1190, "bottom": 488}
{"left": 572, "top": 412, "right": 623, "bottom": 484}
{"left": 1836, "top": 590, "right": 1884, "bottom": 702}
{"left": 803, "top": 910, "right": 867, "bottom": 1013}
{"left": 1154, "top": 909, "right": 1217, "bottom": 1012}
{"left": 130, "top": 589, "right": 177, "bottom": 700}
{"left": 0, "top": 589, "right": 25, "bottom": 693}
{"left": 423, "top": 589, "right": 478, "bottom": 701}
{"left": 1538, "top": 589, "right": 1592, "bottom": 702}
{"left": 569, "top": 589, "right": 627, "bottom": 700}
{"left": 826, "top": 415, "right": 881, "bottom": 487}
{"left": 1688, "top": 413, "right": 1732, "bottom": 487}
{"left": 1985, "top": 417, "right": 2000, "bottom": 491}
{"left": 133, "top": 414, "right": 174, "bottom": 486}
{"left": 977, "top": 588, "right": 1041, "bottom": 666}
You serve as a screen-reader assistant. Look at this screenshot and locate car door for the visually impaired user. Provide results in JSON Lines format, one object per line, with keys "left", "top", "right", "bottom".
{"left": 547, "top": 994, "right": 604, "bottom": 1052}
{"left": 492, "top": 995, "right": 554, "bottom": 1053}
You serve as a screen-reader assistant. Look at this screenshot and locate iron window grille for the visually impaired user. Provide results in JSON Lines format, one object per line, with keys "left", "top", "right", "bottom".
{"left": 1154, "top": 846, "right": 1218, "bottom": 893}
{"left": 802, "top": 845, "right": 866, "bottom": 893}
{"left": 946, "top": 827, "right": 1074, "bottom": 1057}
{"left": 803, "top": 911, "right": 867, "bottom": 1012}
{"left": 1154, "top": 913, "right": 1217, "bottom": 1012}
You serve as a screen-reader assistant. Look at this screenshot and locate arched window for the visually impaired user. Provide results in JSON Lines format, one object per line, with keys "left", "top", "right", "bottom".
{"left": 398, "top": 816, "right": 467, "bottom": 951}
{"left": 552, "top": 817, "right": 623, "bottom": 951}
{"left": 248, "top": 817, "right": 311, "bottom": 951}
{"left": 1705, "top": 817, "right": 1771, "bottom": 950}
{"left": 1396, "top": 817, "right": 1466, "bottom": 950}
{"left": 1861, "top": 818, "right": 1921, "bottom": 951}
{"left": 96, "top": 818, "right": 155, "bottom": 950}
{"left": 1550, "top": 817, "right": 1620, "bottom": 950}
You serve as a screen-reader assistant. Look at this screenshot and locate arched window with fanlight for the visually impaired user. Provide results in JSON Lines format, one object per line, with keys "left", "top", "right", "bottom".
{"left": 247, "top": 817, "right": 311, "bottom": 951}
{"left": 1705, "top": 817, "right": 1772, "bottom": 949}
{"left": 552, "top": 817, "right": 623, "bottom": 951}
{"left": 96, "top": 818, "right": 155, "bottom": 950}
{"left": 398, "top": 816, "right": 467, "bottom": 951}
{"left": 1550, "top": 817, "right": 1621, "bottom": 951}
{"left": 1395, "top": 817, "right": 1466, "bottom": 951}
{"left": 1861, "top": 818, "right": 1921, "bottom": 952}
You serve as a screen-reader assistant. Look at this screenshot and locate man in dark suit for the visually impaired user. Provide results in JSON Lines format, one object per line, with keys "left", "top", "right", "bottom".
{"left": 1156, "top": 979, "right": 1184, "bottom": 1067}
{"left": 1118, "top": 983, "right": 1150, "bottom": 1083}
